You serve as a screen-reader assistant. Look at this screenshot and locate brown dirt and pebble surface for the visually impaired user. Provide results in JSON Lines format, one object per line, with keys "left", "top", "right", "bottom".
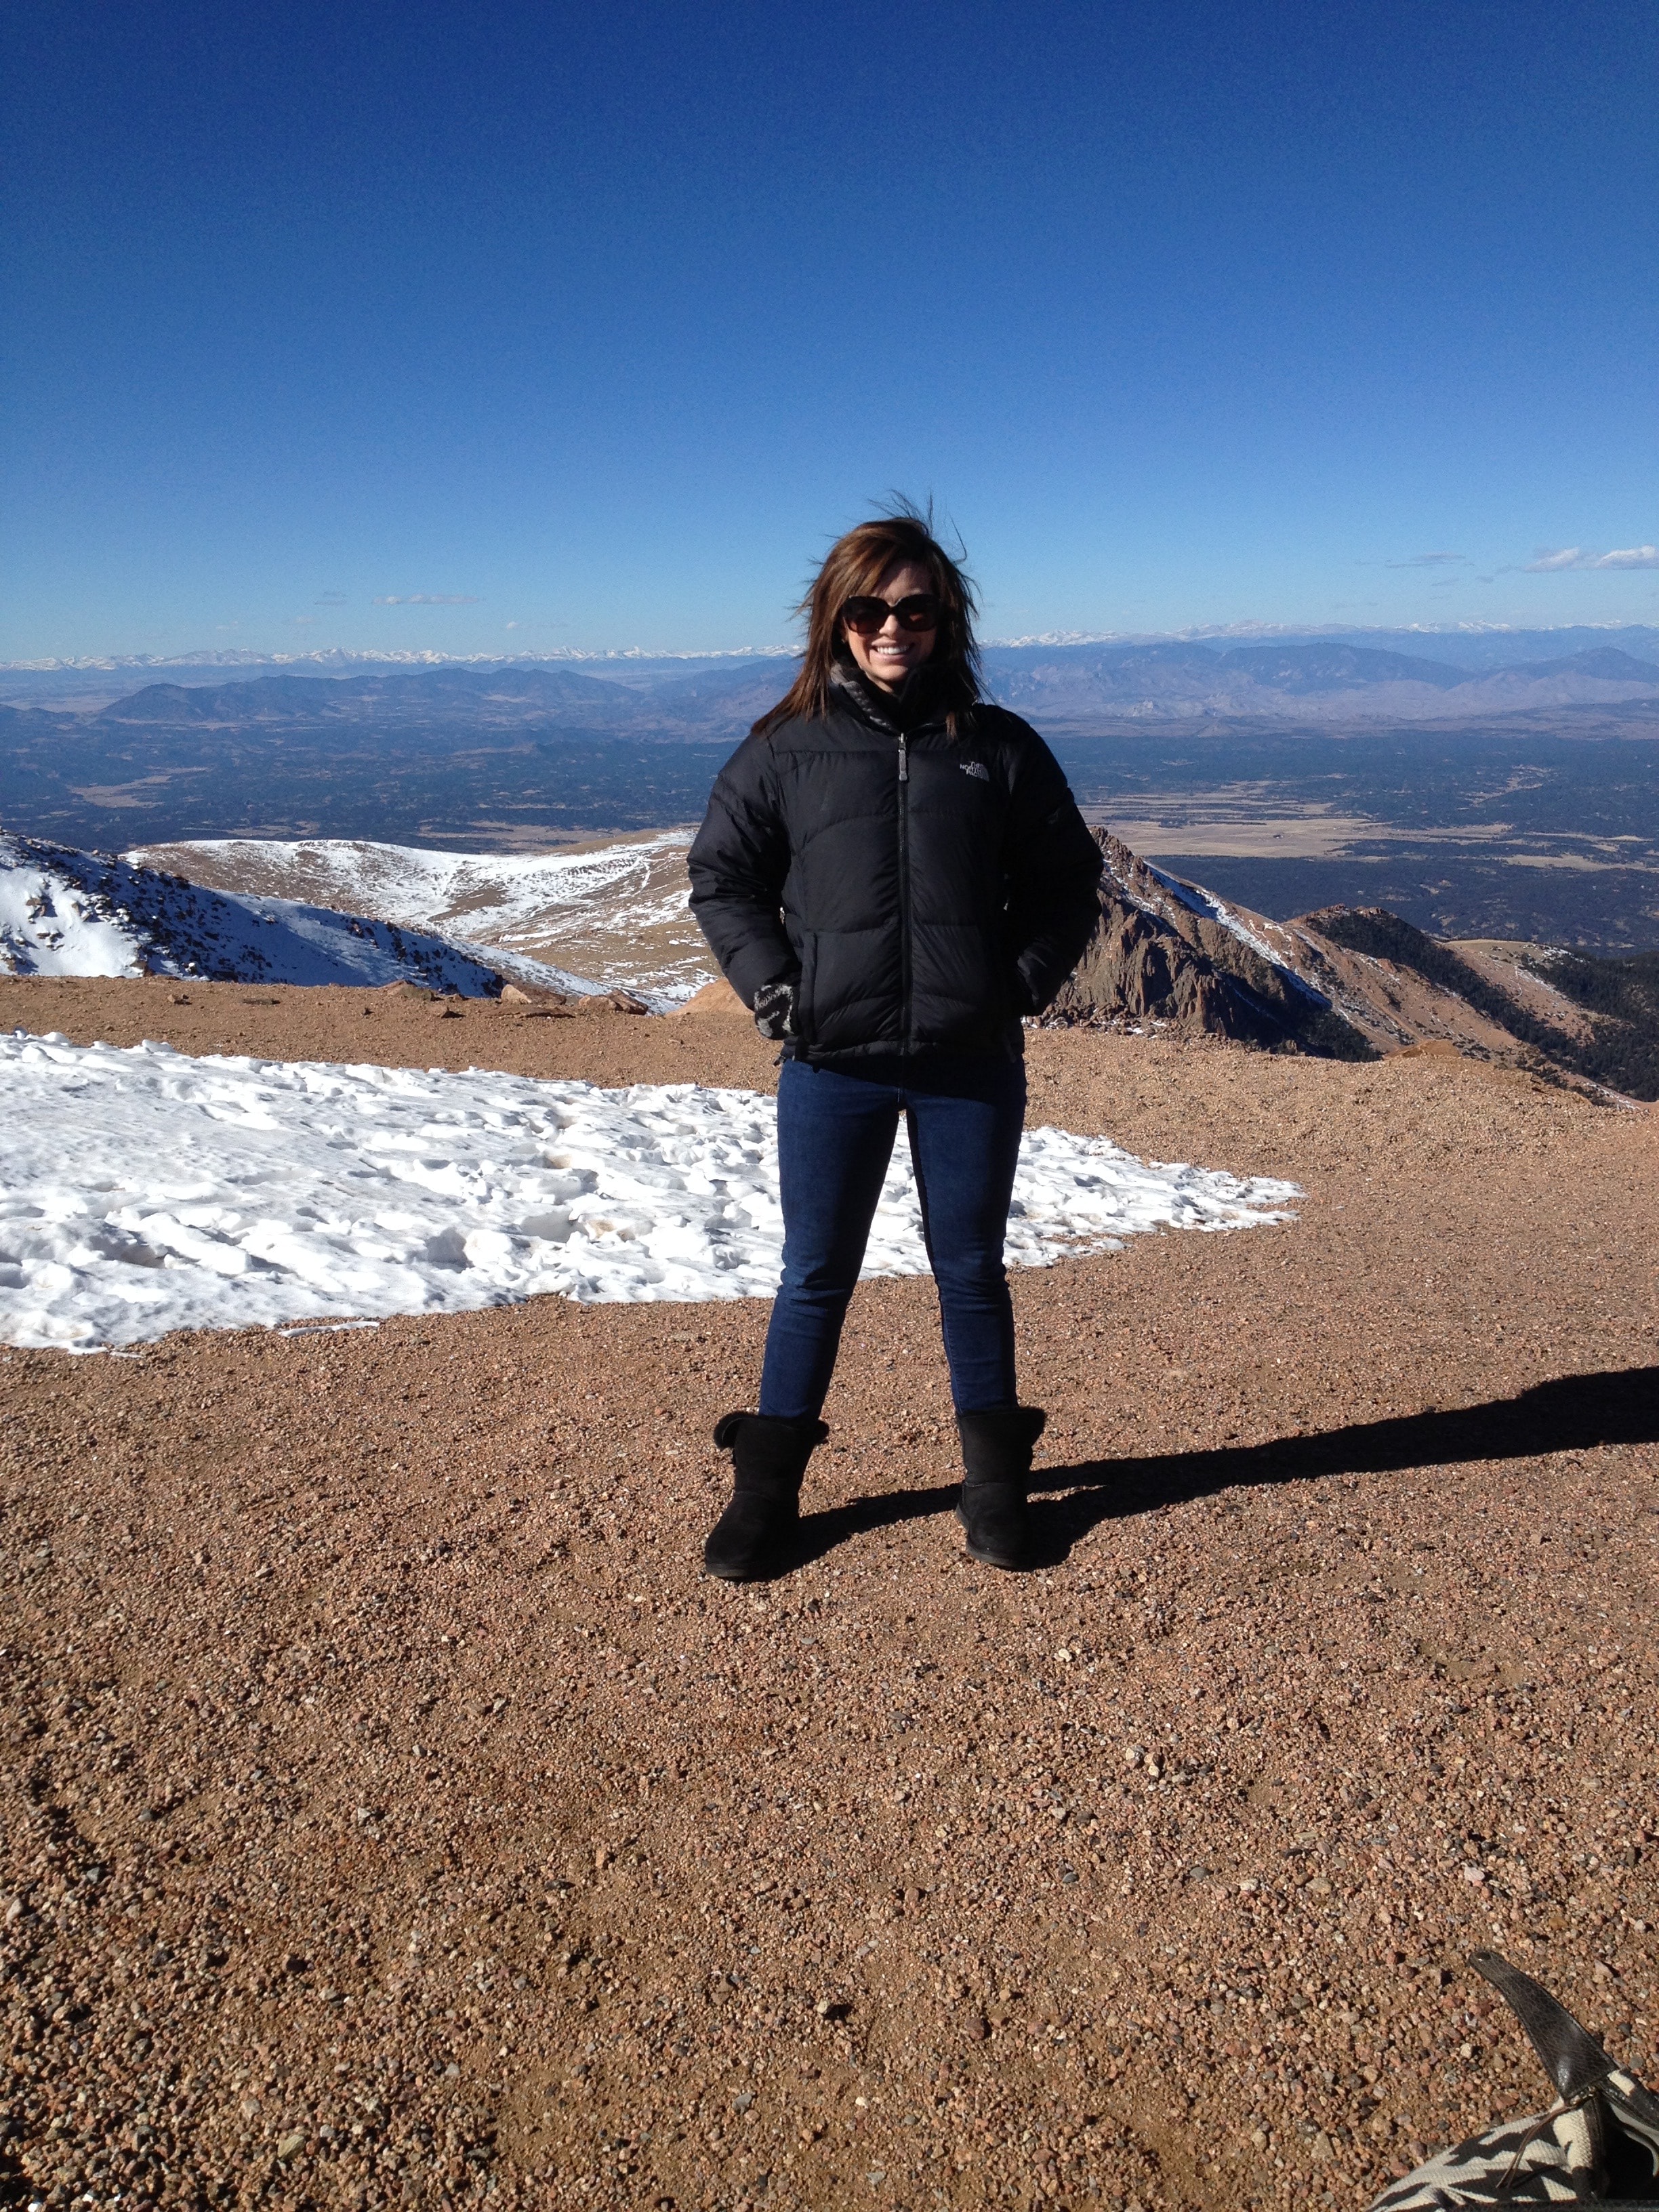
{"left": 2, "top": 974, "right": 1658, "bottom": 2212}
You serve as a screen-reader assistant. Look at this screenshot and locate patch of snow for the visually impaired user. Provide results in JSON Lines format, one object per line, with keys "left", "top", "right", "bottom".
{"left": 1143, "top": 862, "right": 1286, "bottom": 964}
{"left": 127, "top": 834, "right": 707, "bottom": 1004}
{"left": 0, "top": 845, "right": 144, "bottom": 979}
{"left": 0, "top": 832, "right": 527, "bottom": 996}
{"left": 0, "top": 1035, "right": 1300, "bottom": 1349}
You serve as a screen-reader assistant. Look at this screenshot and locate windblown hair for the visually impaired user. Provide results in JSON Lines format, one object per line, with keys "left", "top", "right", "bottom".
{"left": 752, "top": 499, "right": 982, "bottom": 737}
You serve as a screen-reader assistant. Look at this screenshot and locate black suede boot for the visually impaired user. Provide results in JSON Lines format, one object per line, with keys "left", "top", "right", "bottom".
{"left": 703, "top": 1411, "right": 828, "bottom": 1581}
{"left": 956, "top": 1406, "right": 1047, "bottom": 1570}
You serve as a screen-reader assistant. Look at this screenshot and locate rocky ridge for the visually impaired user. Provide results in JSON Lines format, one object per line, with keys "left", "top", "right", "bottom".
{"left": 1046, "top": 832, "right": 1656, "bottom": 1097}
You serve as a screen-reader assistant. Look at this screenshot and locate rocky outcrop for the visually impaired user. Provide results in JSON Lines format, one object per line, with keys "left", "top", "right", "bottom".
{"left": 1044, "top": 832, "right": 1379, "bottom": 1059}
{"left": 1040, "top": 834, "right": 1653, "bottom": 1094}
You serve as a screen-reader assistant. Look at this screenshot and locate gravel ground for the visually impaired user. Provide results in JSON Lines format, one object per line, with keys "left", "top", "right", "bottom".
{"left": 3, "top": 981, "right": 1658, "bottom": 2212}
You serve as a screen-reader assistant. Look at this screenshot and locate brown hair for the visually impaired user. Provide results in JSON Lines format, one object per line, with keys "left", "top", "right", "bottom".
{"left": 752, "top": 499, "right": 982, "bottom": 737}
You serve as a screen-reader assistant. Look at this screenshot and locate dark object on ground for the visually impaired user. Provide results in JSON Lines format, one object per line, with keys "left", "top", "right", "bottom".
{"left": 1367, "top": 1950, "right": 1659, "bottom": 2207}
{"left": 703, "top": 1411, "right": 827, "bottom": 1581}
{"left": 956, "top": 1406, "right": 1048, "bottom": 1571}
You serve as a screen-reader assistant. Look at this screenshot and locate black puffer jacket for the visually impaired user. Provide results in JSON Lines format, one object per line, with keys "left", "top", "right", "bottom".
{"left": 688, "top": 666, "right": 1104, "bottom": 1065}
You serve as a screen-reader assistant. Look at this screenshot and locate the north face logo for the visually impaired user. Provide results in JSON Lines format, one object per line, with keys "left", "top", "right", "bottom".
{"left": 959, "top": 759, "right": 991, "bottom": 781}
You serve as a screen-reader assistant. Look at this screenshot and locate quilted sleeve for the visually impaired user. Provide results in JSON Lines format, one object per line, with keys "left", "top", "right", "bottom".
{"left": 687, "top": 733, "right": 800, "bottom": 1009}
{"left": 999, "top": 718, "right": 1105, "bottom": 1015}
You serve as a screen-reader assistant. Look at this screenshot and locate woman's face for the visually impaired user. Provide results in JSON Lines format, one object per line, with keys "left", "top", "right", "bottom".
{"left": 841, "top": 559, "right": 938, "bottom": 693}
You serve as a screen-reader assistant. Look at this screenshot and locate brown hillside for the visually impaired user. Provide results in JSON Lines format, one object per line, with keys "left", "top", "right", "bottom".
{"left": 1050, "top": 832, "right": 1629, "bottom": 1089}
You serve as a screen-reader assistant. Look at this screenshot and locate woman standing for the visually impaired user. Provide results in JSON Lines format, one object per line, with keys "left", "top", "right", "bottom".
{"left": 688, "top": 506, "right": 1103, "bottom": 1579}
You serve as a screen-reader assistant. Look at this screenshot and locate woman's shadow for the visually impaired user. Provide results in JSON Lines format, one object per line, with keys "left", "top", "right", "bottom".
{"left": 777, "top": 1363, "right": 1659, "bottom": 1576}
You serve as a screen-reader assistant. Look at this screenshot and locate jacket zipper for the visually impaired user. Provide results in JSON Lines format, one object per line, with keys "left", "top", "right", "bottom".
{"left": 897, "top": 731, "right": 911, "bottom": 1046}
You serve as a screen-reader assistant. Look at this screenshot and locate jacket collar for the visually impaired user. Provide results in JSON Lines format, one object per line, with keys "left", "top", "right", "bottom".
{"left": 830, "top": 657, "right": 962, "bottom": 735}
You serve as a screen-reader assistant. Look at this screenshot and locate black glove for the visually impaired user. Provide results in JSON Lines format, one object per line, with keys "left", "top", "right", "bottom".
{"left": 752, "top": 979, "right": 798, "bottom": 1041}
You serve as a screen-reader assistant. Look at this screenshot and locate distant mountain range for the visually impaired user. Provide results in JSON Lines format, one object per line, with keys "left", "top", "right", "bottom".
{"left": 985, "top": 637, "right": 1659, "bottom": 722}
{"left": 3, "top": 633, "right": 1657, "bottom": 741}
{"left": 4, "top": 624, "right": 1659, "bottom": 716}
{"left": 83, "top": 659, "right": 796, "bottom": 736}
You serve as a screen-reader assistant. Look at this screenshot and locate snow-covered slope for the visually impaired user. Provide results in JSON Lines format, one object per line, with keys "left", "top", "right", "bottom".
{"left": 0, "top": 1033, "right": 1300, "bottom": 1349}
{"left": 0, "top": 831, "right": 579, "bottom": 996}
{"left": 128, "top": 832, "right": 711, "bottom": 1004}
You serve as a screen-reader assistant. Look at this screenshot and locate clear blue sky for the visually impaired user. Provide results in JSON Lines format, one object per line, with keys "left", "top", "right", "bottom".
{"left": 3, "top": 0, "right": 1656, "bottom": 661}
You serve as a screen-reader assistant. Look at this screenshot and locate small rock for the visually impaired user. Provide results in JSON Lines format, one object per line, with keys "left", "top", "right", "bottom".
{"left": 276, "top": 2129, "right": 306, "bottom": 2160}
{"left": 499, "top": 985, "right": 533, "bottom": 1003}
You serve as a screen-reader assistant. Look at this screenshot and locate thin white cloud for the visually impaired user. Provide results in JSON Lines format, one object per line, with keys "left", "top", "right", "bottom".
{"left": 1525, "top": 545, "right": 1658, "bottom": 573}
{"left": 315, "top": 592, "right": 348, "bottom": 605}
{"left": 1387, "top": 551, "right": 1467, "bottom": 569}
{"left": 373, "top": 593, "right": 482, "bottom": 606}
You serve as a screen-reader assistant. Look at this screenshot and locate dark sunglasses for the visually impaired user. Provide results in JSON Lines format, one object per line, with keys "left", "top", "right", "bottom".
{"left": 840, "top": 592, "right": 941, "bottom": 636}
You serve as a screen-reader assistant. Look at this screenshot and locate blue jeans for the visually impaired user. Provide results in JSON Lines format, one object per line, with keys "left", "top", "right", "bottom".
{"left": 758, "top": 1055, "right": 1027, "bottom": 1422}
